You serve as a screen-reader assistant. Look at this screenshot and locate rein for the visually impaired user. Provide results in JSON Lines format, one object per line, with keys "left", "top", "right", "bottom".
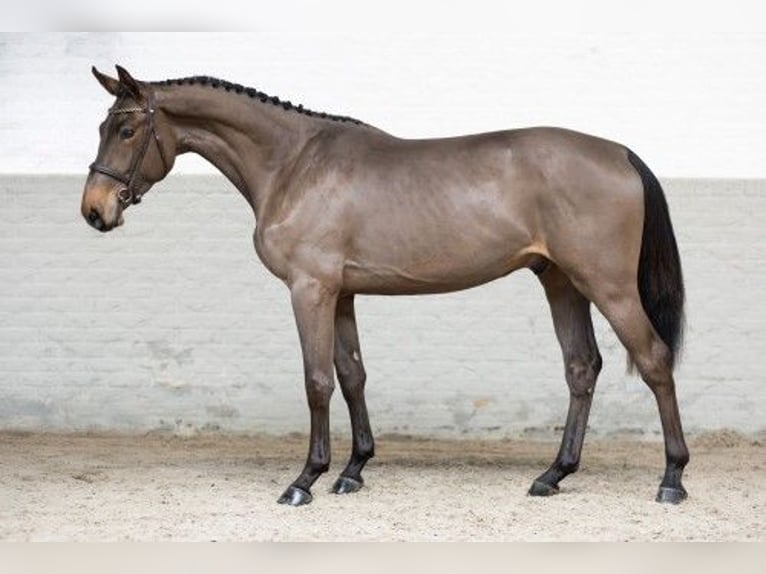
{"left": 89, "top": 91, "right": 170, "bottom": 207}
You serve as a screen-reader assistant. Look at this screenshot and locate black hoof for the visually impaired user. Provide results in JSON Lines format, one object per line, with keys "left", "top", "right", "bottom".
{"left": 528, "top": 480, "right": 559, "bottom": 497}
{"left": 331, "top": 475, "right": 364, "bottom": 495}
{"left": 277, "top": 485, "right": 313, "bottom": 506}
{"left": 656, "top": 486, "right": 687, "bottom": 504}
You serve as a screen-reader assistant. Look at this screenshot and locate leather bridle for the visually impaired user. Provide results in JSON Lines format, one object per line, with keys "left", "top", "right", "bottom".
{"left": 89, "top": 91, "right": 170, "bottom": 207}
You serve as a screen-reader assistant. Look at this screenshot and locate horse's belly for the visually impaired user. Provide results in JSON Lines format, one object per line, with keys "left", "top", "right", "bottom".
{"left": 341, "top": 242, "right": 540, "bottom": 295}
{"left": 341, "top": 195, "right": 542, "bottom": 294}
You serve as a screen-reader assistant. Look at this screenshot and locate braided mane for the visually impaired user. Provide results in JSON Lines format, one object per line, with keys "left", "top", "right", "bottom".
{"left": 152, "top": 76, "right": 364, "bottom": 125}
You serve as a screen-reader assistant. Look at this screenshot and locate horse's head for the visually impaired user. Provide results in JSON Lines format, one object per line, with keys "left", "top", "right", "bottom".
{"left": 82, "top": 65, "right": 175, "bottom": 232}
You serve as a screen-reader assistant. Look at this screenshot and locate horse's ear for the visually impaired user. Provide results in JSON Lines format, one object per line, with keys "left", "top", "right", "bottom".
{"left": 115, "top": 65, "right": 143, "bottom": 101}
{"left": 92, "top": 66, "right": 121, "bottom": 96}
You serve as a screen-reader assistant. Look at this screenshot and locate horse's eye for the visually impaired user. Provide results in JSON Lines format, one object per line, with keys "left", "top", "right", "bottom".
{"left": 119, "top": 127, "right": 135, "bottom": 140}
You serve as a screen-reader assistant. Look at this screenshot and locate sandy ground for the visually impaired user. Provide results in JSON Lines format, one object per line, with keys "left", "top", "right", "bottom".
{"left": 0, "top": 430, "right": 763, "bottom": 541}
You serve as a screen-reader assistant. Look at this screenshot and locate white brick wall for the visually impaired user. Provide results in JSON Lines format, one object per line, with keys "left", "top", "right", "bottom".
{"left": 1, "top": 176, "right": 763, "bottom": 438}
{"left": 1, "top": 31, "right": 764, "bottom": 437}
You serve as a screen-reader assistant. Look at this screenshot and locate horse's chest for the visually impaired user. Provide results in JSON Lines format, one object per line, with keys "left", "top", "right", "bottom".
{"left": 252, "top": 227, "right": 291, "bottom": 282}
{"left": 254, "top": 221, "right": 345, "bottom": 285}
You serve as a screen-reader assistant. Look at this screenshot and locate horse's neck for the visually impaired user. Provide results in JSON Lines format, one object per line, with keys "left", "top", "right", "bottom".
{"left": 156, "top": 84, "right": 316, "bottom": 216}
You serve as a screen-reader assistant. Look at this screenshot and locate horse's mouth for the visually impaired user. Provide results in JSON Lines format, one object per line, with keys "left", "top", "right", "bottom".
{"left": 102, "top": 217, "right": 124, "bottom": 233}
{"left": 88, "top": 213, "right": 124, "bottom": 233}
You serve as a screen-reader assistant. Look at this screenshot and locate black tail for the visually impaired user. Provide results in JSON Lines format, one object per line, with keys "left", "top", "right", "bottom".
{"left": 627, "top": 149, "right": 685, "bottom": 372}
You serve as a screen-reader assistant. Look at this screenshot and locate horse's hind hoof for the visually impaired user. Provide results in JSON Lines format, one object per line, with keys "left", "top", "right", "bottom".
{"left": 331, "top": 475, "right": 364, "bottom": 495}
{"left": 277, "top": 485, "right": 313, "bottom": 506}
{"left": 528, "top": 480, "right": 559, "bottom": 497}
{"left": 656, "top": 486, "right": 687, "bottom": 504}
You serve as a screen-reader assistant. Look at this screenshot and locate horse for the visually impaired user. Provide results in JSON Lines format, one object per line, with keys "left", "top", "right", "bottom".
{"left": 81, "top": 65, "right": 689, "bottom": 506}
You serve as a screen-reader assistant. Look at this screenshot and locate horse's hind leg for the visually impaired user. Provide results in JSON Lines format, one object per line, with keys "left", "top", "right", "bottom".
{"left": 590, "top": 283, "right": 689, "bottom": 503}
{"left": 529, "top": 264, "right": 602, "bottom": 496}
{"left": 331, "top": 295, "right": 375, "bottom": 494}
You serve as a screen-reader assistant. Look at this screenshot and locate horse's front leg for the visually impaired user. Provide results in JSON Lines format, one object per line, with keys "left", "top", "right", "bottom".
{"left": 277, "top": 275, "right": 338, "bottom": 506}
{"left": 331, "top": 294, "right": 375, "bottom": 494}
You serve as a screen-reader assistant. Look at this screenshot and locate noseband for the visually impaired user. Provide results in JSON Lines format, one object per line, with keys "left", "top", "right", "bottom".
{"left": 89, "top": 91, "right": 170, "bottom": 207}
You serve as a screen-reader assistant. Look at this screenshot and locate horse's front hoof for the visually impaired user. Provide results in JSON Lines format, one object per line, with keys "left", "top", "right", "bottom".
{"left": 528, "top": 480, "right": 559, "bottom": 497}
{"left": 656, "top": 486, "right": 687, "bottom": 504}
{"left": 277, "top": 485, "right": 313, "bottom": 506}
{"left": 331, "top": 475, "right": 364, "bottom": 495}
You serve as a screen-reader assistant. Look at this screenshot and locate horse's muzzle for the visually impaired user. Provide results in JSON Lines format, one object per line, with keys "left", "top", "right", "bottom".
{"left": 87, "top": 208, "right": 105, "bottom": 230}
{"left": 81, "top": 180, "right": 125, "bottom": 233}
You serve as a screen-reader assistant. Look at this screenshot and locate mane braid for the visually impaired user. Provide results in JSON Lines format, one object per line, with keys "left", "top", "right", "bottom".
{"left": 152, "top": 76, "right": 364, "bottom": 125}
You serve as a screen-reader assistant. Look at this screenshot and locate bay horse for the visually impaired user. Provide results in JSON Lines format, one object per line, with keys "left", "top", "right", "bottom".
{"left": 81, "top": 65, "right": 689, "bottom": 506}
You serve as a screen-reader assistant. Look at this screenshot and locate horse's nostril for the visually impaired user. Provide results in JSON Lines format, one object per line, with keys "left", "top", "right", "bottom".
{"left": 88, "top": 209, "right": 104, "bottom": 229}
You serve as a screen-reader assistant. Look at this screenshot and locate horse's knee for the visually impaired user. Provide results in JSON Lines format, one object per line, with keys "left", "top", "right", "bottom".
{"left": 305, "top": 371, "right": 335, "bottom": 407}
{"left": 336, "top": 351, "right": 366, "bottom": 393}
{"left": 564, "top": 352, "right": 602, "bottom": 396}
